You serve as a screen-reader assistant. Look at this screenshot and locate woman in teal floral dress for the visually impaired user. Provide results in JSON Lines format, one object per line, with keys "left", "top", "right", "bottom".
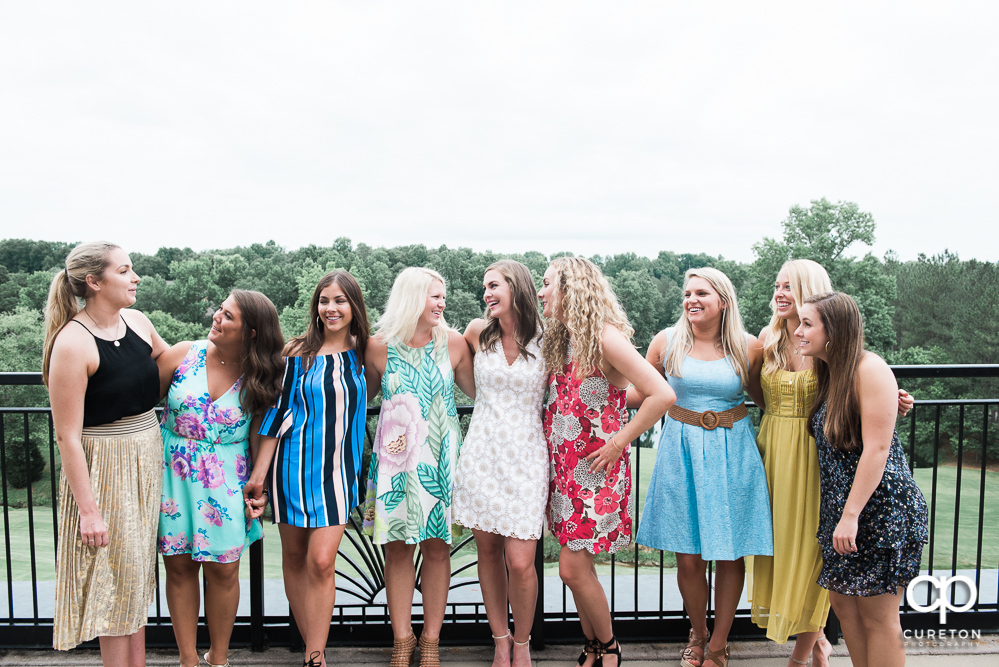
{"left": 362, "top": 267, "right": 475, "bottom": 667}
{"left": 156, "top": 290, "right": 284, "bottom": 667}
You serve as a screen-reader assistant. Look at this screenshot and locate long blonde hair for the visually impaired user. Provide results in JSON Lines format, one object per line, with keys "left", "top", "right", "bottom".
{"left": 374, "top": 267, "right": 451, "bottom": 347}
{"left": 42, "top": 241, "right": 120, "bottom": 386}
{"left": 662, "top": 267, "right": 750, "bottom": 387}
{"left": 762, "top": 259, "right": 833, "bottom": 375}
{"left": 541, "top": 257, "right": 634, "bottom": 378}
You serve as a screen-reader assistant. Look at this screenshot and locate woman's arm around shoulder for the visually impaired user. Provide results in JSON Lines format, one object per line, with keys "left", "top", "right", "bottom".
{"left": 463, "top": 318, "right": 486, "bottom": 359}
{"left": 745, "top": 333, "right": 765, "bottom": 409}
{"left": 120, "top": 309, "right": 169, "bottom": 359}
{"left": 156, "top": 341, "right": 193, "bottom": 398}
{"left": 448, "top": 329, "right": 476, "bottom": 399}
{"left": 831, "top": 353, "right": 899, "bottom": 555}
{"left": 627, "top": 328, "right": 669, "bottom": 408}
{"left": 364, "top": 336, "right": 388, "bottom": 399}
{"left": 589, "top": 324, "right": 676, "bottom": 472}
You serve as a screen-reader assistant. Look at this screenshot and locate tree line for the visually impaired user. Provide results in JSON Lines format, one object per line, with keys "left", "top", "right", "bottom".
{"left": 1, "top": 198, "right": 997, "bottom": 471}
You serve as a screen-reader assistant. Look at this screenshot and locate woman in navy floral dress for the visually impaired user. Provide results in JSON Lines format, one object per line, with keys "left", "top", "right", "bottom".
{"left": 156, "top": 290, "right": 284, "bottom": 667}
{"left": 796, "top": 292, "right": 927, "bottom": 667}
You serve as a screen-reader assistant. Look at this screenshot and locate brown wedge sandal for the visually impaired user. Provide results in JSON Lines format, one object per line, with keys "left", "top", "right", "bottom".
{"left": 390, "top": 633, "right": 417, "bottom": 667}
{"left": 418, "top": 634, "right": 441, "bottom": 667}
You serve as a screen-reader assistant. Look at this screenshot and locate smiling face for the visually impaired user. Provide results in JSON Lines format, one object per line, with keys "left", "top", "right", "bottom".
{"left": 773, "top": 269, "right": 798, "bottom": 320}
{"left": 317, "top": 281, "right": 353, "bottom": 337}
{"left": 420, "top": 280, "right": 446, "bottom": 328}
{"left": 794, "top": 303, "right": 829, "bottom": 360}
{"left": 482, "top": 269, "right": 512, "bottom": 319}
{"left": 209, "top": 294, "right": 244, "bottom": 347}
{"left": 95, "top": 247, "right": 140, "bottom": 307}
{"left": 537, "top": 266, "right": 560, "bottom": 320}
{"left": 684, "top": 276, "right": 725, "bottom": 326}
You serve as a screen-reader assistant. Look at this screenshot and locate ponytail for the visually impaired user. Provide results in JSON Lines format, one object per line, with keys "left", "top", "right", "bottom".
{"left": 42, "top": 241, "right": 120, "bottom": 385}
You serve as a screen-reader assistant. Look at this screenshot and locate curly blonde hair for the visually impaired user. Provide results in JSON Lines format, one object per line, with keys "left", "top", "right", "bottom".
{"left": 662, "top": 267, "right": 750, "bottom": 387}
{"left": 541, "top": 257, "right": 634, "bottom": 378}
{"left": 762, "top": 259, "right": 832, "bottom": 375}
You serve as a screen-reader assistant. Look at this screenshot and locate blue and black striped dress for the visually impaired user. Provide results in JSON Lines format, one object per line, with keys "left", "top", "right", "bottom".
{"left": 259, "top": 352, "right": 367, "bottom": 527}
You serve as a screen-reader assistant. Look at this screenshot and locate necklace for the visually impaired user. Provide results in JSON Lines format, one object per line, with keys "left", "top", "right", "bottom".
{"left": 84, "top": 307, "right": 121, "bottom": 347}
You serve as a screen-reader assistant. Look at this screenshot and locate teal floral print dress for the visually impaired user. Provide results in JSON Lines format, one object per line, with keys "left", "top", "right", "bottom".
{"left": 158, "top": 341, "right": 264, "bottom": 562}
{"left": 363, "top": 337, "right": 462, "bottom": 544}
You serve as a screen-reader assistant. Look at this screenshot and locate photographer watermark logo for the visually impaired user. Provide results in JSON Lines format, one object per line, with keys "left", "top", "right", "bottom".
{"left": 906, "top": 574, "right": 977, "bottom": 623}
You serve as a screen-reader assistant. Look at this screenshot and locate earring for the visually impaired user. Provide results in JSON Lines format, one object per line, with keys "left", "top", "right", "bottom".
{"left": 825, "top": 341, "right": 831, "bottom": 352}
{"left": 316, "top": 315, "right": 323, "bottom": 329}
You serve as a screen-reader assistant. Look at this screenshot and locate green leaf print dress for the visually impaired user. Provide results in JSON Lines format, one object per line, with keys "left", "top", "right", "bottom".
{"left": 362, "top": 336, "right": 462, "bottom": 544}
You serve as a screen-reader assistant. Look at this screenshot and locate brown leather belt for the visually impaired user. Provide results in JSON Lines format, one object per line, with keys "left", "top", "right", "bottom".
{"left": 668, "top": 403, "right": 748, "bottom": 430}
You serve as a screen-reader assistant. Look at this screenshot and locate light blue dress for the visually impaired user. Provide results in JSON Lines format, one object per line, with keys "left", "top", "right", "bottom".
{"left": 636, "top": 330, "right": 773, "bottom": 561}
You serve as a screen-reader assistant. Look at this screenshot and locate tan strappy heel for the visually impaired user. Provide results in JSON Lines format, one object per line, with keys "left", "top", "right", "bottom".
{"left": 680, "top": 629, "right": 710, "bottom": 667}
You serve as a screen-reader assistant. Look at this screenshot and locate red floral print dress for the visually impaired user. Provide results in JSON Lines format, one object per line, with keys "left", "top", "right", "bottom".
{"left": 543, "top": 355, "right": 632, "bottom": 554}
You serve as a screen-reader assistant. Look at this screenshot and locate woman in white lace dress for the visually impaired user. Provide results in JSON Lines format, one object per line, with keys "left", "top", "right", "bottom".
{"left": 453, "top": 260, "right": 548, "bottom": 667}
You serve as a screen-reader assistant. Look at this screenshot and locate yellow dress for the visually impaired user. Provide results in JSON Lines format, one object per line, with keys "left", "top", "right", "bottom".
{"left": 748, "top": 368, "right": 830, "bottom": 643}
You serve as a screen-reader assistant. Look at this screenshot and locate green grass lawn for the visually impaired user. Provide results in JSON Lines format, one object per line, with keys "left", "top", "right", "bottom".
{"left": 1, "top": 457, "right": 995, "bottom": 582}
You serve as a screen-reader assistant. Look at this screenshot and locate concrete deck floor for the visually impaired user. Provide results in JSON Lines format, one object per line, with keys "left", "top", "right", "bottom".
{"left": 2, "top": 637, "right": 997, "bottom": 666}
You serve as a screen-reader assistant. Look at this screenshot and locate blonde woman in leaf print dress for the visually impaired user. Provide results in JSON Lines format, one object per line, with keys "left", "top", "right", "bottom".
{"left": 362, "top": 267, "right": 475, "bottom": 667}
{"left": 747, "top": 259, "right": 913, "bottom": 667}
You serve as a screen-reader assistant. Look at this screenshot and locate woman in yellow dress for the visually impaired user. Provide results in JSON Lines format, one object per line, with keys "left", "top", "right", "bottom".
{"left": 748, "top": 260, "right": 911, "bottom": 667}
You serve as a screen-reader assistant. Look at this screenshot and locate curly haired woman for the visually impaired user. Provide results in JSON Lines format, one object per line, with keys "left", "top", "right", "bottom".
{"left": 538, "top": 257, "right": 674, "bottom": 667}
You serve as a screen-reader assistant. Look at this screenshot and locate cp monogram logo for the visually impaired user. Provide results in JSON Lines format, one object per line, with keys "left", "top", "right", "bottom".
{"left": 906, "top": 575, "right": 977, "bottom": 624}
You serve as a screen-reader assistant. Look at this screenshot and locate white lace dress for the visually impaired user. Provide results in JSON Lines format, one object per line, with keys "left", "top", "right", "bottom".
{"left": 453, "top": 337, "right": 549, "bottom": 540}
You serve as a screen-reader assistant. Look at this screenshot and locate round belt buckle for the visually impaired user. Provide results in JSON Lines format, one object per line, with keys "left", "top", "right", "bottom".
{"left": 699, "top": 410, "right": 720, "bottom": 430}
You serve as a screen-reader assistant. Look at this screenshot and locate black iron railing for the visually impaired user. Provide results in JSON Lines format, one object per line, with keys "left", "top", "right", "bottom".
{"left": 0, "top": 367, "right": 996, "bottom": 650}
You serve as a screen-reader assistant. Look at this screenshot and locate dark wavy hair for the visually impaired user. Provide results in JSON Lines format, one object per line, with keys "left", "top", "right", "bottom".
{"left": 230, "top": 290, "right": 285, "bottom": 418}
{"left": 804, "top": 291, "right": 867, "bottom": 452}
{"left": 285, "top": 270, "right": 370, "bottom": 368}
{"left": 478, "top": 259, "right": 544, "bottom": 360}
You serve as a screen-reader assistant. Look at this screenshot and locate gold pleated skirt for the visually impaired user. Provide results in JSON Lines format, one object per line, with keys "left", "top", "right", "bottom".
{"left": 53, "top": 410, "right": 162, "bottom": 651}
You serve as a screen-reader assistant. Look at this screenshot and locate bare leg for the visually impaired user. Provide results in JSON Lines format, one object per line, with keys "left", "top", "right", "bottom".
{"left": 829, "top": 592, "right": 866, "bottom": 667}
{"left": 504, "top": 537, "right": 537, "bottom": 667}
{"left": 707, "top": 558, "right": 744, "bottom": 656}
{"left": 163, "top": 555, "right": 203, "bottom": 667}
{"left": 473, "top": 530, "right": 512, "bottom": 667}
{"left": 99, "top": 630, "right": 145, "bottom": 667}
{"left": 559, "top": 547, "right": 616, "bottom": 667}
{"left": 279, "top": 525, "right": 311, "bottom": 652}
{"left": 855, "top": 589, "right": 906, "bottom": 667}
{"left": 418, "top": 539, "right": 452, "bottom": 640}
{"left": 676, "top": 552, "right": 710, "bottom": 666}
{"left": 384, "top": 541, "right": 418, "bottom": 640}
{"left": 279, "top": 524, "right": 345, "bottom": 667}
{"left": 202, "top": 560, "right": 241, "bottom": 666}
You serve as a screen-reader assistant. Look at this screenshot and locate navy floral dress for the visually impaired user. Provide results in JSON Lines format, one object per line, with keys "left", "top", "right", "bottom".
{"left": 813, "top": 402, "right": 928, "bottom": 596}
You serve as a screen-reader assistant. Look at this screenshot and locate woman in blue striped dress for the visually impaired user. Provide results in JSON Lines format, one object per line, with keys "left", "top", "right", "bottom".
{"left": 244, "top": 271, "right": 369, "bottom": 667}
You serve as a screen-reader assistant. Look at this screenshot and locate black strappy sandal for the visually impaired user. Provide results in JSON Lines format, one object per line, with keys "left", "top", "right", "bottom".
{"left": 593, "top": 635, "right": 622, "bottom": 667}
{"left": 304, "top": 650, "right": 323, "bottom": 667}
{"left": 577, "top": 636, "right": 598, "bottom": 665}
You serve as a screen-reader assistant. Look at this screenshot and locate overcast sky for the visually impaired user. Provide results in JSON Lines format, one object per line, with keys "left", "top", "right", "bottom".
{"left": 1, "top": 1, "right": 996, "bottom": 264}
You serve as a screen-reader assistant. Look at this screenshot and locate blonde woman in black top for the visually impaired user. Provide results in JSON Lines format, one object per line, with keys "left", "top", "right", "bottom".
{"left": 43, "top": 242, "right": 168, "bottom": 666}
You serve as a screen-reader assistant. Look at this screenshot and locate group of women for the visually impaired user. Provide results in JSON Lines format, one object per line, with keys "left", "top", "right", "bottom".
{"left": 43, "top": 241, "right": 928, "bottom": 667}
